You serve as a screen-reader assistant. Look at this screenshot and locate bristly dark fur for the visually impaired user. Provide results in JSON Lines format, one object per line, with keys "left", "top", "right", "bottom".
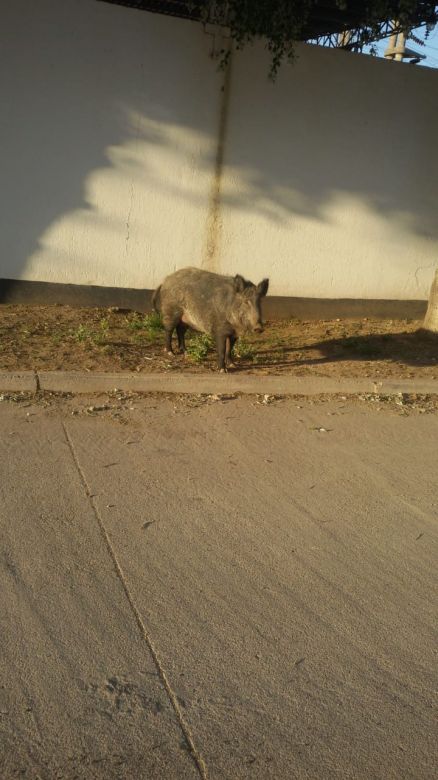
{"left": 152, "top": 285, "right": 161, "bottom": 313}
{"left": 153, "top": 267, "right": 269, "bottom": 371}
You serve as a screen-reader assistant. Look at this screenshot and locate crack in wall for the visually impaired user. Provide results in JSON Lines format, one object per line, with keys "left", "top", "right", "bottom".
{"left": 125, "top": 106, "right": 142, "bottom": 256}
{"left": 414, "top": 263, "right": 436, "bottom": 290}
{"left": 125, "top": 183, "right": 134, "bottom": 254}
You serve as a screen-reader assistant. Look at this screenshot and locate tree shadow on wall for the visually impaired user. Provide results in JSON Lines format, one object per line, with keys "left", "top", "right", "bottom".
{"left": 0, "top": 0, "right": 223, "bottom": 296}
{"left": 1, "top": 0, "right": 437, "bottom": 301}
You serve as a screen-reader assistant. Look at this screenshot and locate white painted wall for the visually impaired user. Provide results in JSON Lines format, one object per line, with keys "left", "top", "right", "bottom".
{"left": 0, "top": 0, "right": 221, "bottom": 290}
{"left": 219, "top": 43, "right": 438, "bottom": 299}
{"left": 1, "top": 0, "right": 437, "bottom": 300}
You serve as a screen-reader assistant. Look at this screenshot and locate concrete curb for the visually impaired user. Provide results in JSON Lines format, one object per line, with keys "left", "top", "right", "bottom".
{"left": 1, "top": 370, "right": 438, "bottom": 396}
{"left": 0, "top": 371, "right": 38, "bottom": 393}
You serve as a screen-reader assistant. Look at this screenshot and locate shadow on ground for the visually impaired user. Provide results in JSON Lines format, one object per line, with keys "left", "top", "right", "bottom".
{"left": 248, "top": 329, "right": 438, "bottom": 371}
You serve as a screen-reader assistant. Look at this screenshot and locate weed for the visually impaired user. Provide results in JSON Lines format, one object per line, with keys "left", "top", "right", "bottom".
{"left": 342, "top": 337, "right": 360, "bottom": 349}
{"left": 186, "top": 333, "right": 213, "bottom": 362}
{"left": 143, "top": 312, "right": 164, "bottom": 337}
{"left": 126, "top": 311, "right": 163, "bottom": 339}
{"left": 144, "top": 311, "right": 163, "bottom": 329}
{"left": 342, "top": 337, "right": 381, "bottom": 357}
{"left": 90, "top": 318, "right": 111, "bottom": 346}
{"left": 263, "top": 334, "right": 279, "bottom": 345}
{"left": 72, "top": 324, "right": 92, "bottom": 342}
{"left": 126, "top": 313, "right": 144, "bottom": 331}
{"left": 235, "top": 338, "right": 255, "bottom": 361}
{"left": 356, "top": 343, "right": 382, "bottom": 357}
{"left": 269, "top": 351, "right": 284, "bottom": 362}
{"left": 132, "top": 331, "right": 147, "bottom": 344}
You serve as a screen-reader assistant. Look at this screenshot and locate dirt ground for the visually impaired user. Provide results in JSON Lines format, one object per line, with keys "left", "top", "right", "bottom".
{"left": 1, "top": 303, "right": 438, "bottom": 378}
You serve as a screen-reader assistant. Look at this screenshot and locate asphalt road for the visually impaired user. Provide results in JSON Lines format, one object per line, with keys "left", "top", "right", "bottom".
{"left": 1, "top": 395, "right": 437, "bottom": 779}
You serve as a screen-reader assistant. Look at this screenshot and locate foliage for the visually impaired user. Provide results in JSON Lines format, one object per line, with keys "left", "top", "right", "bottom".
{"left": 143, "top": 311, "right": 164, "bottom": 336}
{"left": 71, "top": 317, "right": 110, "bottom": 346}
{"left": 199, "top": 1, "right": 438, "bottom": 77}
{"left": 235, "top": 338, "right": 255, "bottom": 361}
{"left": 93, "top": 317, "right": 110, "bottom": 344}
{"left": 126, "top": 311, "right": 164, "bottom": 338}
{"left": 72, "top": 324, "right": 92, "bottom": 342}
{"left": 185, "top": 333, "right": 214, "bottom": 362}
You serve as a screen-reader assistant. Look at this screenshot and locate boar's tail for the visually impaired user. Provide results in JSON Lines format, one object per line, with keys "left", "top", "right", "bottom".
{"left": 152, "top": 285, "right": 162, "bottom": 313}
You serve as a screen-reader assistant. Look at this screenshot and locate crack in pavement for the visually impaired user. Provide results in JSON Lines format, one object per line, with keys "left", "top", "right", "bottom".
{"left": 61, "top": 419, "right": 208, "bottom": 780}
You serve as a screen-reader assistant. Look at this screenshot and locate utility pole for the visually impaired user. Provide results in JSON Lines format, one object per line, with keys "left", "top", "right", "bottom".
{"left": 338, "top": 30, "right": 351, "bottom": 48}
{"left": 384, "top": 24, "right": 406, "bottom": 60}
{"left": 384, "top": 22, "right": 425, "bottom": 63}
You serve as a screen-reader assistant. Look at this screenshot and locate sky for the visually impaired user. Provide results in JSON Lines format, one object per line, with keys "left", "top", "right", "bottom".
{"left": 363, "top": 22, "right": 438, "bottom": 67}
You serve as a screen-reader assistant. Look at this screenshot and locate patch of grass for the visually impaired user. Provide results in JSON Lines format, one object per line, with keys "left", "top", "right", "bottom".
{"left": 356, "top": 344, "right": 382, "bottom": 357}
{"left": 262, "top": 334, "right": 280, "bottom": 346}
{"left": 342, "top": 337, "right": 360, "bottom": 349}
{"left": 126, "top": 311, "right": 163, "bottom": 339}
{"left": 143, "top": 312, "right": 164, "bottom": 336}
{"left": 91, "top": 317, "right": 110, "bottom": 345}
{"left": 126, "top": 313, "right": 144, "bottom": 331}
{"left": 269, "top": 351, "right": 285, "bottom": 362}
{"left": 186, "top": 333, "right": 213, "bottom": 363}
{"left": 342, "top": 337, "right": 382, "bottom": 357}
{"left": 235, "top": 338, "right": 255, "bottom": 361}
{"left": 253, "top": 350, "right": 282, "bottom": 364}
{"left": 131, "top": 331, "right": 148, "bottom": 344}
{"left": 72, "top": 324, "right": 92, "bottom": 343}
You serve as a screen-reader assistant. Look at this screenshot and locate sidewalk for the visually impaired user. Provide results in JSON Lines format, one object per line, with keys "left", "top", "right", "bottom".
{"left": 1, "top": 370, "right": 438, "bottom": 395}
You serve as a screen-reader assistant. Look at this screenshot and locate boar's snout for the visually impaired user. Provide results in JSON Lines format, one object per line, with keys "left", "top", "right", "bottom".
{"left": 254, "top": 324, "right": 263, "bottom": 333}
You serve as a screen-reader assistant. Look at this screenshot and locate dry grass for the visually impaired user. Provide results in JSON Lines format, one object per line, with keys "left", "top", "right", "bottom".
{"left": 0, "top": 304, "right": 437, "bottom": 378}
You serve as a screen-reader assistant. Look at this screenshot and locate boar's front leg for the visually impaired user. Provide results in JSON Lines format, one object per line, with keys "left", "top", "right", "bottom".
{"left": 225, "top": 335, "right": 237, "bottom": 368}
{"left": 215, "top": 330, "right": 228, "bottom": 372}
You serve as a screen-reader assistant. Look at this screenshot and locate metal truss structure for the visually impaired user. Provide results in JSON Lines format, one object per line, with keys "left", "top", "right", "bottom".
{"left": 98, "top": 2, "right": 437, "bottom": 52}
{"left": 309, "top": 17, "right": 432, "bottom": 50}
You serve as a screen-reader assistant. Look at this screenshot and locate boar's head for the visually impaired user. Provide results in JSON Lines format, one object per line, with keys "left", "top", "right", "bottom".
{"left": 232, "top": 275, "right": 269, "bottom": 334}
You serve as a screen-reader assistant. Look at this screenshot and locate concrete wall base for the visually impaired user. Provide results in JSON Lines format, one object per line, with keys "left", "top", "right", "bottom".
{"left": 0, "top": 279, "right": 427, "bottom": 320}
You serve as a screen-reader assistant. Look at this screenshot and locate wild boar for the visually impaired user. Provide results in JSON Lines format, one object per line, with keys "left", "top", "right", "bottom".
{"left": 152, "top": 267, "right": 269, "bottom": 371}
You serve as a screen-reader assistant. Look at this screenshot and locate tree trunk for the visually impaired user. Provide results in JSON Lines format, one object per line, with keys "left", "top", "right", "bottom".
{"left": 423, "top": 268, "right": 438, "bottom": 332}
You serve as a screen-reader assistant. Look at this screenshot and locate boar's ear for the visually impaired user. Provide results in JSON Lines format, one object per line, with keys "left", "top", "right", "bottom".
{"left": 234, "top": 274, "right": 246, "bottom": 293}
{"left": 256, "top": 278, "right": 269, "bottom": 297}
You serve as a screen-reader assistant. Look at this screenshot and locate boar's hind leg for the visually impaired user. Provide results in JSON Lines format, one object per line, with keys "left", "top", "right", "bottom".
{"left": 176, "top": 322, "right": 188, "bottom": 354}
{"left": 162, "top": 310, "right": 181, "bottom": 355}
{"left": 164, "top": 326, "right": 174, "bottom": 354}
